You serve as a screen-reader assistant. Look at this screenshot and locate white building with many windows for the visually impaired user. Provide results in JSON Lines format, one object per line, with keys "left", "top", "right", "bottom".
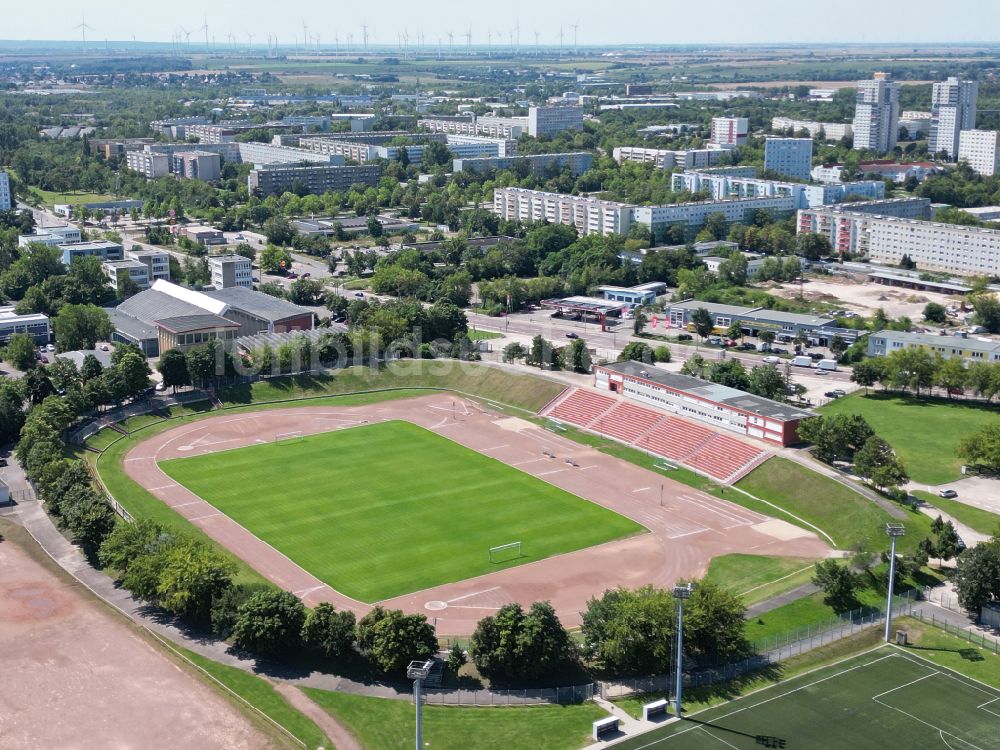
{"left": 492, "top": 187, "right": 632, "bottom": 236}
{"left": 612, "top": 146, "right": 725, "bottom": 170}
{"left": 527, "top": 106, "right": 584, "bottom": 137}
{"left": 126, "top": 150, "right": 171, "bottom": 179}
{"left": 771, "top": 117, "right": 853, "bottom": 141}
{"left": 763, "top": 137, "right": 813, "bottom": 180}
{"left": 958, "top": 130, "right": 1000, "bottom": 176}
{"left": 930, "top": 78, "right": 978, "bottom": 161}
{"left": 852, "top": 73, "right": 900, "bottom": 153}
{"left": 208, "top": 254, "right": 253, "bottom": 289}
{"left": 710, "top": 117, "right": 748, "bottom": 148}
{"left": 0, "top": 170, "right": 11, "bottom": 210}
{"left": 670, "top": 170, "right": 884, "bottom": 209}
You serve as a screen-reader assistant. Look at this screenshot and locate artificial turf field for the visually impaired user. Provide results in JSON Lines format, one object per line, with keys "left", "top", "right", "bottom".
{"left": 613, "top": 647, "right": 1000, "bottom": 750}
{"left": 159, "top": 420, "right": 643, "bottom": 602}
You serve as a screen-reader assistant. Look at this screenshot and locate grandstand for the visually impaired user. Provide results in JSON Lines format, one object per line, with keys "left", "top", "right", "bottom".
{"left": 542, "top": 388, "right": 770, "bottom": 483}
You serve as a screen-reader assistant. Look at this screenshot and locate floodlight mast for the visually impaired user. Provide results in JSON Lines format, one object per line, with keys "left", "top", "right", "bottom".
{"left": 407, "top": 660, "right": 433, "bottom": 750}
{"left": 884, "top": 523, "right": 906, "bottom": 642}
{"left": 673, "top": 583, "right": 694, "bottom": 717}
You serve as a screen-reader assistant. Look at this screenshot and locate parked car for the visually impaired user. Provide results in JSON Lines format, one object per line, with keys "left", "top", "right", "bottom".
{"left": 762, "top": 355, "right": 780, "bottom": 364}
{"left": 0, "top": 458, "right": 8, "bottom": 467}
{"left": 938, "top": 489, "right": 958, "bottom": 499}
{"left": 771, "top": 347, "right": 788, "bottom": 355}
{"left": 737, "top": 342, "right": 755, "bottom": 351}
{"left": 565, "top": 332, "right": 579, "bottom": 339}
{"left": 39, "top": 355, "right": 48, "bottom": 364}
{"left": 809, "top": 352, "right": 825, "bottom": 361}
{"left": 46, "top": 343, "right": 55, "bottom": 352}
{"left": 154, "top": 382, "right": 166, "bottom": 392}
{"left": 354, "top": 292, "right": 365, "bottom": 298}
{"left": 677, "top": 334, "right": 693, "bottom": 341}
{"left": 707, "top": 336, "right": 723, "bottom": 345}
{"left": 99, "top": 344, "right": 110, "bottom": 351}
{"left": 824, "top": 389, "right": 847, "bottom": 399}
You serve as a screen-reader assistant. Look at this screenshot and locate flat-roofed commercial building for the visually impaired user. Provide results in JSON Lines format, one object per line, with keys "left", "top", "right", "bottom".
{"left": 771, "top": 117, "right": 853, "bottom": 141}
{"left": 0, "top": 306, "right": 50, "bottom": 345}
{"left": 18, "top": 224, "right": 82, "bottom": 247}
{"left": 103, "top": 259, "right": 151, "bottom": 291}
{"left": 56, "top": 240, "right": 124, "bottom": 267}
{"left": 868, "top": 330, "right": 1000, "bottom": 362}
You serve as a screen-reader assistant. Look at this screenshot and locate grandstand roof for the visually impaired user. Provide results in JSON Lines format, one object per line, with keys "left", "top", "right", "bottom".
{"left": 600, "top": 360, "right": 815, "bottom": 422}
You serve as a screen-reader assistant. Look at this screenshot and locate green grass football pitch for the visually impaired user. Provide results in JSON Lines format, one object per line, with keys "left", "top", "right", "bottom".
{"left": 612, "top": 647, "right": 1000, "bottom": 750}
{"left": 159, "top": 420, "right": 644, "bottom": 602}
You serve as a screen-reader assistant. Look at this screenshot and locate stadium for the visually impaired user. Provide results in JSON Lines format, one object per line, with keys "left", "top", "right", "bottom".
{"left": 120, "top": 389, "right": 826, "bottom": 634}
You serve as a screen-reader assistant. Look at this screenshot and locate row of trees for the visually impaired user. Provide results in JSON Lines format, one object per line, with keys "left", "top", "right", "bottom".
{"left": 850, "top": 348, "right": 1000, "bottom": 399}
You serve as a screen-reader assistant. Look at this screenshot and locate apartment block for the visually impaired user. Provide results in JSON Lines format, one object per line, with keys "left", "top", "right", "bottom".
{"left": 452, "top": 152, "right": 593, "bottom": 176}
{"left": 670, "top": 170, "right": 884, "bottom": 209}
{"left": 236, "top": 141, "right": 343, "bottom": 167}
{"left": 492, "top": 187, "right": 632, "bottom": 236}
{"left": 146, "top": 142, "right": 241, "bottom": 163}
{"left": 763, "top": 137, "right": 813, "bottom": 180}
{"left": 612, "top": 146, "right": 724, "bottom": 170}
{"left": 771, "top": 117, "right": 853, "bottom": 141}
{"left": 171, "top": 151, "right": 222, "bottom": 181}
{"left": 18, "top": 224, "right": 82, "bottom": 247}
{"left": 868, "top": 330, "right": 1000, "bottom": 362}
{"left": 710, "top": 117, "right": 749, "bottom": 148}
{"left": 0, "top": 170, "right": 10, "bottom": 210}
{"left": 929, "top": 78, "right": 978, "bottom": 160}
{"left": 958, "top": 130, "right": 1000, "bottom": 176}
{"left": 126, "top": 150, "right": 171, "bottom": 179}
{"left": 248, "top": 164, "right": 382, "bottom": 196}
{"left": 632, "top": 195, "right": 798, "bottom": 242}
{"left": 527, "top": 106, "right": 584, "bottom": 137}
{"left": 208, "top": 254, "right": 253, "bottom": 289}
{"left": 853, "top": 73, "right": 900, "bottom": 153}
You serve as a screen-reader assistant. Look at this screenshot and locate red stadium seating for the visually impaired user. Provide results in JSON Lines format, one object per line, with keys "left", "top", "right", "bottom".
{"left": 541, "top": 388, "right": 770, "bottom": 483}
{"left": 547, "top": 389, "right": 618, "bottom": 428}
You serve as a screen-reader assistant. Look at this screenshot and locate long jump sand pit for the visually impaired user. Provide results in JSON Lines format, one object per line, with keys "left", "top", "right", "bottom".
{"left": 0, "top": 533, "right": 276, "bottom": 749}
{"left": 123, "top": 394, "right": 828, "bottom": 634}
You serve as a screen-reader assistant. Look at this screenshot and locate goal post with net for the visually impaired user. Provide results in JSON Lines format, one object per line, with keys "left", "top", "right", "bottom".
{"left": 489, "top": 541, "right": 522, "bottom": 563}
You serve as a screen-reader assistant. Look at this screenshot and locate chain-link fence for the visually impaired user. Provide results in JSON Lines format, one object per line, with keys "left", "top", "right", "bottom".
{"left": 420, "top": 682, "right": 594, "bottom": 706}
{"left": 907, "top": 608, "right": 1000, "bottom": 653}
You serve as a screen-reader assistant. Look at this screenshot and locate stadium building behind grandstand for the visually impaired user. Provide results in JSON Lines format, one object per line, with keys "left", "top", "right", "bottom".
{"left": 595, "top": 361, "right": 813, "bottom": 446}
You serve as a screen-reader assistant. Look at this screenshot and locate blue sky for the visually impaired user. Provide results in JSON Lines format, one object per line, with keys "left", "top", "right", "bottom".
{"left": 6, "top": 0, "right": 1000, "bottom": 46}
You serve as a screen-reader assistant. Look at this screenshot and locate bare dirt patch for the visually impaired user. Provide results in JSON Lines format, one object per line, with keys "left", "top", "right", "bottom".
{"left": 122, "top": 394, "right": 827, "bottom": 635}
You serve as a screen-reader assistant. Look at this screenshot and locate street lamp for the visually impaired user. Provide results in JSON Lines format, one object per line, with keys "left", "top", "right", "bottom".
{"left": 673, "top": 583, "right": 695, "bottom": 718}
{"left": 407, "top": 659, "right": 433, "bottom": 749}
{"left": 884, "top": 523, "right": 906, "bottom": 642}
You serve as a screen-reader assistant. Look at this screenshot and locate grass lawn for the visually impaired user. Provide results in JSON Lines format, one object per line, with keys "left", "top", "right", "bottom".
{"left": 218, "top": 361, "right": 565, "bottom": 414}
{"left": 86, "top": 427, "right": 124, "bottom": 451}
{"left": 302, "top": 688, "right": 606, "bottom": 750}
{"left": 820, "top": 391, "right": 1000, "bottom": 485}
{"left": 468, "top": 328, "right": 503, "bottom": 341}
{"left": 612, "top": 645, "right": 1000, "bottom": 749}
{"left": 703, "top": 554, "right": 819, "bottom": 606}
{"left": 897, "top": 616, "right": 1000, "bottom": 688}
{"left": 160, "top": 420, "right": 644, "bottom": 602}
{"left": 27, "top": 186, "right": 118, "bottom": 208}
{"left": 178, "top": 648, "right": 330, "bottom": 749}
{"left": 914, "top": 490, "right": 1000, "bottom": 537}
{"left": 736, "top": 457, "right": 934, "bottom": 552}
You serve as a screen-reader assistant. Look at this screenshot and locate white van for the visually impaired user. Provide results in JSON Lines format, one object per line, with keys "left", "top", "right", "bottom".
{"left": 791, "top": 355, "right": 813, "bottom": 367}
{"left": 817, "top": 359, "right": 838, "bottom": 372}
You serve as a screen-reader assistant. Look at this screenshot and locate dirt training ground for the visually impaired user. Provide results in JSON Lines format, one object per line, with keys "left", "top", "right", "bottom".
{"left": 122, "top": 394, "right": 828, "bottom": 634}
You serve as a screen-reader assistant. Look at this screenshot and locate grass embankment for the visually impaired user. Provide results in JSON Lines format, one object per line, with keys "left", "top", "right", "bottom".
{"left": 820, "top": 392, "right": 1000, "bottom": 485}
{"left": 161, "top": 420, "right": 643, "bottom": 602}
{"left": 468, "top": 328, "right": 504, "bottom": 341}
{"left": 913, "top": 490, "right": 1000, "bottom": 537}
{"left": 178, "top": 648, "right": 330, "bottom": 750}
{"left": 704, "top": 554, "right": 819, "bottom": 606}
{"left": 303, "top": 688, "right": 606, "bottom": 750}
{"left": 736, "top": 457, "right": 935, "bottom": 552}
{"left": 217, "top": 361, "right": 565, "bottom": 413}
{"left": 896, "top": 616, "right": 1000, "bottom": 686}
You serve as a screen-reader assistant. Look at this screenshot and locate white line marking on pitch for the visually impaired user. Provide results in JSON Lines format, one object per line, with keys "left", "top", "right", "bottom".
{"left": 480, "top": 444, "right": 509, "bottom": 451}
{"left": 512, "top": 458, "right": 546, "bottom": 466}
{"left": 871, "top": 670, "right": 939, "bottom": 701}
{"left": 668, "top": 528, "right": 708, "bottom": 540}
{"left": 294, "top": 585, "right": 327, "bottom": 597}
{"left": 632, "top": 486, "right": 652, "bottom": 493}
{"left": 147, "top": 484, "right": 179, "bottom": 492}
{"left": 170, "top": 500, "right": 203, "bottom": 508}
{"left": 188, "top": 512, "right": 221, "bottom": 522}
{"left": 536, "top": 469, "right": 567, "bottom": 476}
{"left": 447, "top": 587, "right": 501, "bottom": 604}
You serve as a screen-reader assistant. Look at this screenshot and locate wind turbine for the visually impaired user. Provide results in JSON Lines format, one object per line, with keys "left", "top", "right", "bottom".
{"left": 361, "top": 24, "right": 368, "bottom": 51}
{"left": 559, "top": 26, "right": 564, "bottom": 55}
{"left": 227, "top": 32, "right": 236, "bottom": 52}
{"left": 487, "top": 30, "right": 492, "bottom": 56}
{"left": 201, "top": 16, "right": 210, "bottom": 49}
{"left": 74, "top": 15, "right": 94, "bottom": 53}
{"left": 447, "top": 31, "right": 454, "bottom": 53}
{"left": 346, "top": 32, "right": 354, "bottom": 51}
{"left": 515, "top": 21, "right": 520, "bottom": 51}
{"left": 302, "top": 20, "right": 309, "bottom": 52}
{"left": 246, "top": 31, "right": 254, "bottom": 51}
{"left": 465, "top": 27, "right": 472, "bottom": 50}
{"left": 534, "top": 30, "right": 539, "bottom": 52}
{"left": 571, "top": 21, "right": 579, "bottom": 54}
{"left": 179, "top": 26, "right": 192, "bottom": 49}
